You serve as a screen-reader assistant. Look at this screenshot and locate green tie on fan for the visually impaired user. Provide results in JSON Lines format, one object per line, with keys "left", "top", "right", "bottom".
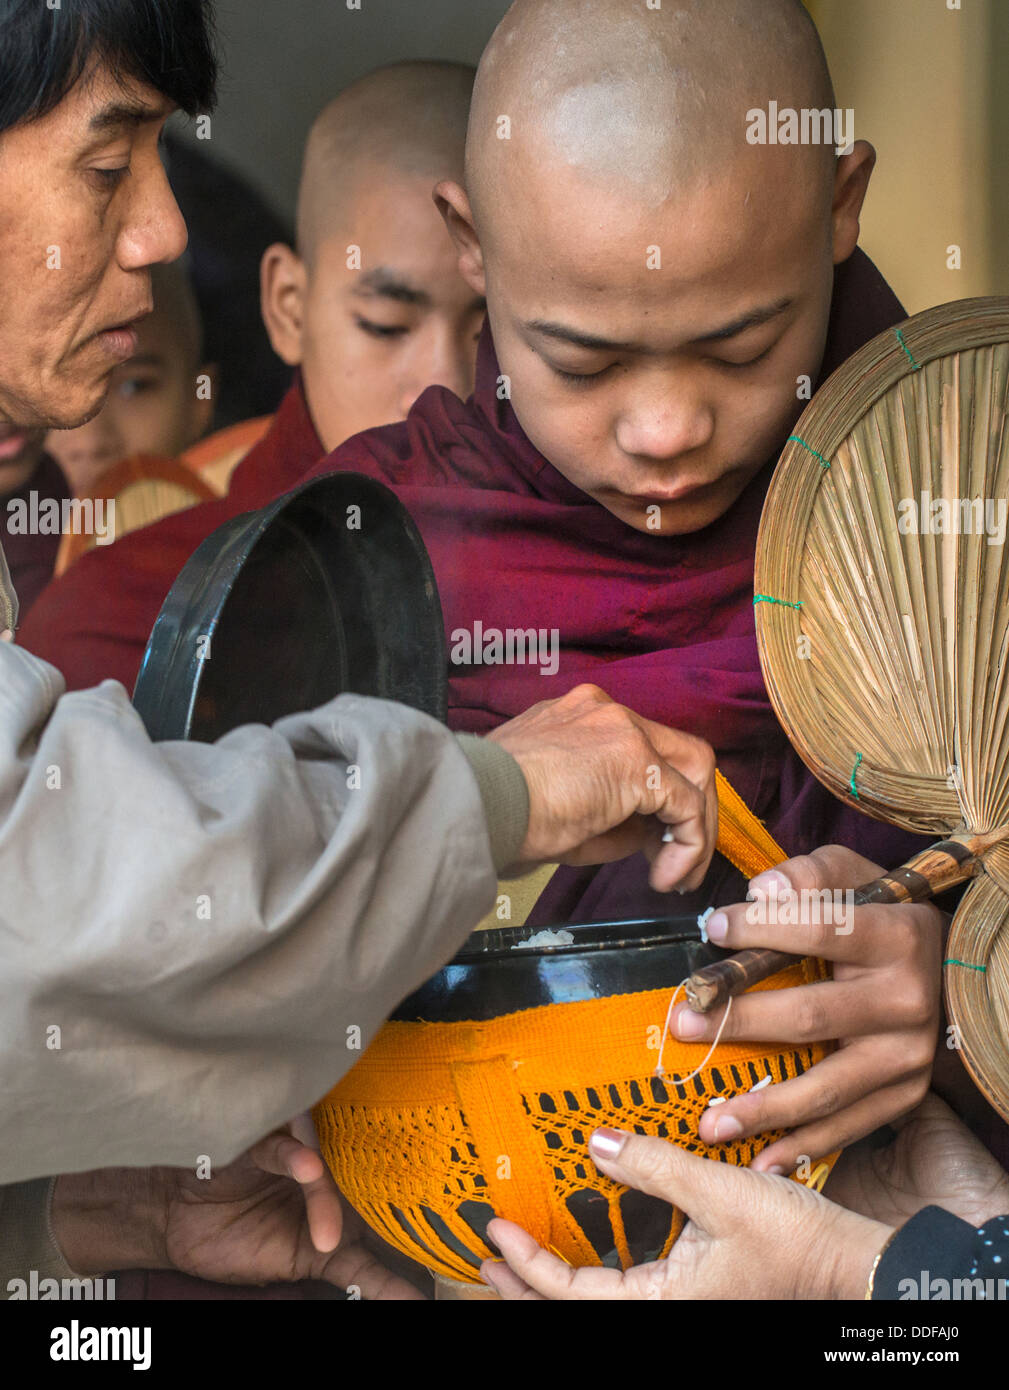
{"left": 684, "top": 298, "right": 1009, "bottom": 1123}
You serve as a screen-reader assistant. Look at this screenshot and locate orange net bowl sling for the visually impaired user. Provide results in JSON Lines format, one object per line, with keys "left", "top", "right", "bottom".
{"left": 314, "top": 771, "right": 835, "bottom": 1284}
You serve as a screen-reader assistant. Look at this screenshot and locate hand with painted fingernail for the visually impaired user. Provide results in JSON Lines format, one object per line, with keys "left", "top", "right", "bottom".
{"left": 668, "top": 845, "right": 944, "bottom": 1175}
{"left": 480, "top": 1127, "right": 893, "bottom": 1300}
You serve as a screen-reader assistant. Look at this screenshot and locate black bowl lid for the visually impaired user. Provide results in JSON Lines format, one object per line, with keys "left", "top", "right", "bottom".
{"left": 133, "top": 473, "right": 447, "bottom": 741}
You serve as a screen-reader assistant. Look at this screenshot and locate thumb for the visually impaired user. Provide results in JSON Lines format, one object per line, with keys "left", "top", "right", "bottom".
{"left": 751, "top": 843, "right": 885, "bottom": 897}
{"left": 588, "top": 1128, "right": 750, "bottom": 1236}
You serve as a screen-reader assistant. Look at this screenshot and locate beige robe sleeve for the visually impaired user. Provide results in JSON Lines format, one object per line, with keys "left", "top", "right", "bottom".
{"left": 0, "top": 640, "right": 511, "bottom": 1185}
{"left": 0, "top": 1179, "right": 73, "bottom": 1290}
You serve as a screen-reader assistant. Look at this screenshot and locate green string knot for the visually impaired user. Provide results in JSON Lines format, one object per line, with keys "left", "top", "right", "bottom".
{"left": 753, "top": 595, "right": 803, "bottom": 611}
{"left": 850, "top": 751, "right": 863, "bottom": 800}
{"left": 896, "top": 328, "right": 922, "bottom": 371}
{"left": 788, "top": 435, "right": 832, "bottom": 471}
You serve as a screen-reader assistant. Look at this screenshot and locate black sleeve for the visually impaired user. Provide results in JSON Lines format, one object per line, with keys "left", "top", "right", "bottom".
{"left": 872, "top": 1204, "right": 1009, "bottom": 1299}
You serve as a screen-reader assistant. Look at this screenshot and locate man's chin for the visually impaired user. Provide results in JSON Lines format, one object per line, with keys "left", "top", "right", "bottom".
{"left": 34, "top": 373, "right": 113, "bottom": 433}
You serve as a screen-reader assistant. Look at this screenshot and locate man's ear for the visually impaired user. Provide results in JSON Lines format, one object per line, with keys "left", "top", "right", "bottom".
{"left": 434, "top": 181, "right": 486, "bottom": 296}
{"left": 831, "top": 141, "right": 876, "bottom": 266}
{"left": 260, "top": 242, "right": 308, "bottom": 366}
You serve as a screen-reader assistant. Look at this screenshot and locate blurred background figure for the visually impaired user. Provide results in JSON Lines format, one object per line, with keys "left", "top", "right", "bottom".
{"left": 162, "top": 131, "right": 293, "bottom": 429}
{"left": 47, "top": 262, "right": 215, "bottom": 496}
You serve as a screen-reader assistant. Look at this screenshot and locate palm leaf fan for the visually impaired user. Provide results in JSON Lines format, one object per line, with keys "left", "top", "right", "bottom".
{"left": 748, "top": 296, "right": 1009, "bottom": 1121}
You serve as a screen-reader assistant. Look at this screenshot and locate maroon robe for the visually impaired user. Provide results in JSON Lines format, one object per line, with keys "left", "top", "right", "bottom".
{"left": 19, "top": 384, "right": 325, "bottom": 688}
{"left": 19, "top": 247, "right": 1007, "bottom": 1239}
{"left": 21, "top": 249, "right": 930, "bottom": 911}
{"left": 1, "top": 452, "right": 71, "bottom": 618}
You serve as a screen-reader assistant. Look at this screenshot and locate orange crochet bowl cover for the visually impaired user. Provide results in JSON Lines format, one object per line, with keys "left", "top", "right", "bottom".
{"left": 313, "top": 930, "right": 833, "bottom": 1285}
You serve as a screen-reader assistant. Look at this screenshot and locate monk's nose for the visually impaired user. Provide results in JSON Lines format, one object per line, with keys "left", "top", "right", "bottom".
{"left": 398, "top": 331, "right": 474, "bottom": 416}
{"left": 614, "top": 398, "right": 715, "bottom": 462}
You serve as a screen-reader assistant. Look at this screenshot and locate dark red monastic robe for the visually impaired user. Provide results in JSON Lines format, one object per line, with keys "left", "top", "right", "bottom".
{"left": 1, "top": 453, "right": 71, "bottom": 618}
{"left": 20, "top": 251, "right": 1008, "bottom": 1170}
{"left": 21, "top": 248, "right": 930, "bottom": 913}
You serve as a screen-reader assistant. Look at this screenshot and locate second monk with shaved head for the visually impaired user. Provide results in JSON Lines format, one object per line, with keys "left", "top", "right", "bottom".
{"left": 22, "top": 2, "right": 949, "bottom": 1175}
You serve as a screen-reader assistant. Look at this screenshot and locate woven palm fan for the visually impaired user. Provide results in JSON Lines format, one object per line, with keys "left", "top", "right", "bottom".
{"left": 688, "top": 297, "right": 1009, "bottom": 1123}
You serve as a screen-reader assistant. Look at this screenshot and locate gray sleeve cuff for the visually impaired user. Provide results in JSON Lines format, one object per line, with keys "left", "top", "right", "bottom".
{"left": 456, "top": 735, "right": 530, "bottom": 872}
{"left": 1, "top": 1178, "right": 77, "bottom": 1293}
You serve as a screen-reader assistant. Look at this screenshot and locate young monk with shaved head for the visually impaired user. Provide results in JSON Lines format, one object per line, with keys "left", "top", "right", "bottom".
{"left": 458, "top": 0, "right": 844, "bottom": 540}
{"left": 21, "top": 1, "right": 961, "bottom": 1177}
{"left": 264, "top": 61, "right": 485, "bottom": 445}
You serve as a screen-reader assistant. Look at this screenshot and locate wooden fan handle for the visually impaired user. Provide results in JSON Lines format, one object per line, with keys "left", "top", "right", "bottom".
{"left": 683, "top": 949, "right": 795, "bottom": 1011}
{"left": 850, "top": 835, "right": 988, "bottom": 905}
{"left": 684, "top": 830, "right": 1007, "bottom": 1015}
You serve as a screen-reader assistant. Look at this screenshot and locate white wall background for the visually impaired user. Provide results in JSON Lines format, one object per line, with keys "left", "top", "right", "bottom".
{"left": 178, "top": 0, "right": 512, "bottom": 225}
{"left": 810, "top": 0, "right": 1008, "bottom": 313}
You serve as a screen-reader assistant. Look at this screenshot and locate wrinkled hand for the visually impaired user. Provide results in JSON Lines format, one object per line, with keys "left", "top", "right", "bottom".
{"left": 153, "top": 1114, "right": 421, "bottom": 1298}
{"left": 666, "top": 845, "right": 943, "bottom": 1171}
{"left": 53, "top": 1114, "right": 422, "bottom": 1300}
{"left": 825, "top": 1092, "right": 1009, "bottom": 1230}
{"left": 481, "top": 1127, "right": 893, "bottom": 1300}
{"left": 488, "top": 684, "right": 717, "bottom": 892}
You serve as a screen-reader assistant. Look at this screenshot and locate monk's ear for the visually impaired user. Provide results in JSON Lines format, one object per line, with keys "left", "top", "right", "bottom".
{"left": 830, "top": 140, "right": 876, "bottom": 266}
{"left": 260, "top": 242, "right": 308, "bottom": 366}
{"left": 434, "top": 181, "right": 486, "bottom": 296}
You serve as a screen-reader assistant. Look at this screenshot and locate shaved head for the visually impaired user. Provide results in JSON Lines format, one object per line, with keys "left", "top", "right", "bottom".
{"left": 435, "top": 0, "right": 873, "bottom": 540}
{"left": 467, "top": 0, "right": 836, "bottom": 224}
{"left": 297, "top": 61, "right": 475, "bottom": 264}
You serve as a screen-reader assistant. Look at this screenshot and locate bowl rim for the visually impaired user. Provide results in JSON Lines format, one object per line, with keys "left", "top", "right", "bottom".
{"left": 452, "top": 914, "right": 709, "bottom": 962}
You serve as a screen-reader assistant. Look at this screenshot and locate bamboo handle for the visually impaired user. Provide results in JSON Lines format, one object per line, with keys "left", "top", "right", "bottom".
{"left": 684, "top": 829, "right": 1007, "bottom": 1015}
{"left": 684, "top": 949, "right": 794, "bottom": 1011}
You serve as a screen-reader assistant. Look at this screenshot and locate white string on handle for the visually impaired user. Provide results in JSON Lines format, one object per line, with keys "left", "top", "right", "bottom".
{"left": 653, "top": 980, "right": 734, "bottom": 1085}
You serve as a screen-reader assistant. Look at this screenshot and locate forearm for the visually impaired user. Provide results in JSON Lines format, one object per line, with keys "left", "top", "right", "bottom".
{"left": 0, "top": 644, "right": 498, "bottom": 1182}
{"left": 2, "top": 1171, "right": 171, "bottom": 1291}
{"left": 47, "top": 1170, "right": 163, "bottom": 1277}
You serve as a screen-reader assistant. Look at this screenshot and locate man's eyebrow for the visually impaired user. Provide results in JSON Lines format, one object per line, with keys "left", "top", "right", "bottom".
{"left": 524, "top": 298, "right": 794, "bottom": 354}
{"left": 87, "top": 99, "right": 171, "bottom": 135}
{"left": 353, "top": 269, "right": 431, "bottom": 307}
{"left": 691, "top": 298, "right": 794, "bottom": 344}
{"left": 525, "top": 321, "right": 637, "bottom": 353}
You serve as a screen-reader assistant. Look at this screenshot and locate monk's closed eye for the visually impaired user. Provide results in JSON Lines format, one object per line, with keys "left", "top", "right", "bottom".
{"left": 118, "top": 375, "right": 161, "bottom": 399}
{"left": 708, "top": 344, "right": 776, "bottom": 371}
{"left": 354, "top": 315, "right": 410, "bottom": 340}
{"left": 550, "top": 363, "right": 615, "bottom": 388}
